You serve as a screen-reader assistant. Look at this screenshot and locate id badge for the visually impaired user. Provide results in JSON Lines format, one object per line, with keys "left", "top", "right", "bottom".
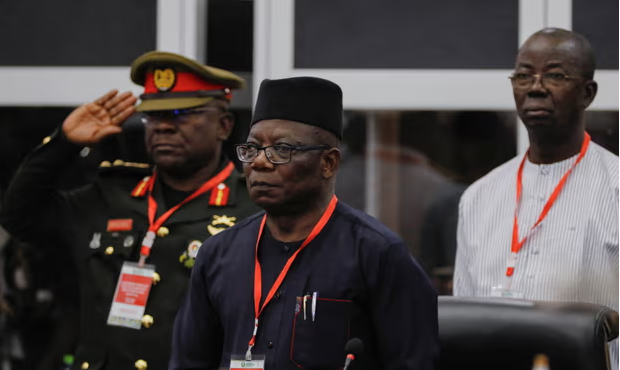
{"left": 107, "top": 261, "right": 155, "bottom": 329}
{"left": 491, "top": 285, "right": 524, "bottom": 299}
{"left": 230, "top": 354, "right": 266, "bottom": 370}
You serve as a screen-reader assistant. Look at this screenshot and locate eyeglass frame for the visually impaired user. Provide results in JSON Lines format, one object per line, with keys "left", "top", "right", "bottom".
{"left": 141, "top": 106, "right": 227, "bottom": 126}
{"left": 508, "top": 71, "right": 584, "bottom": 89}
{"left": 235, "top": 143, "right": 332, "bottom": 165}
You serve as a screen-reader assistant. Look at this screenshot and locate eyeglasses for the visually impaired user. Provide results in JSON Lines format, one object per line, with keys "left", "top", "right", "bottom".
{"left": 509, "top": 72, "right": 581, "bottom": 89}
{"left": 141, "top": 107, "right": 225, "bottom": 126}
{"left": 235, "top": 143, "right": 331, "bottom": 164}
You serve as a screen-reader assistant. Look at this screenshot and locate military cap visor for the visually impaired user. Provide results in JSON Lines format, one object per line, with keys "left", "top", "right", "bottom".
{"left": 130, "top": 51, "right": 245, "bottom": 112}
{"left": 135, "top": 96, "right": 222, "bottom": 112}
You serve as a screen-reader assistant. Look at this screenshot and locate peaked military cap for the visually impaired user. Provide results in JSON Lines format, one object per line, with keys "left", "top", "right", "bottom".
{"left": 130, "top": 51, "right": 245, "bottom": 112}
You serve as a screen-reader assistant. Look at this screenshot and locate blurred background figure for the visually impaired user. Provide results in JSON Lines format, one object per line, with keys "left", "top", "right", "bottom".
{"left": 0, "top": 108, "right": 99, "bottom": 370}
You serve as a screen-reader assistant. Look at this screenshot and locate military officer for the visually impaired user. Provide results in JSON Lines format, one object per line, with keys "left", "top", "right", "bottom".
{"left": 0, "top": 51, "right": 260, "bottom": 370}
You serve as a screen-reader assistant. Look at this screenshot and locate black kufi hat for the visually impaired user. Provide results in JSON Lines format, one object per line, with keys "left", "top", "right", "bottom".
{"left": 250, "top": 77, "right": 343, "bottom": 139}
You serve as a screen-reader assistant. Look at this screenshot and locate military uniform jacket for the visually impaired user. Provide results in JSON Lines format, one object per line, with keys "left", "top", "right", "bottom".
{"left": 0, "top": 129, "right": 260, "bottom": 370}
{"left": 170, "top": 201, "right": 439, "bottom": 370}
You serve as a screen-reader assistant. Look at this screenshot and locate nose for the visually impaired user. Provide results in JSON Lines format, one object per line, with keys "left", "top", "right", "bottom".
{"left": 250, "top": 148, "right": 275, "bottom": 170}
{"left": 149, "top": 118, "right": 177, "bottom": 134}
{"left": 527, "top": 75, "right": 548, "bottom": 97}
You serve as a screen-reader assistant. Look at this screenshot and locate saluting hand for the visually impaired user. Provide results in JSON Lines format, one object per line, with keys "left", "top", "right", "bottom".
{"left": 62, "top": 89, "right": 138, "bottom": 145}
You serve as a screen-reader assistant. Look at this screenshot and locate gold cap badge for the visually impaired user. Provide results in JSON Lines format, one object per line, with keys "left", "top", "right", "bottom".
{"left": 153, "top": 68, "right": 176, "bottom": 92}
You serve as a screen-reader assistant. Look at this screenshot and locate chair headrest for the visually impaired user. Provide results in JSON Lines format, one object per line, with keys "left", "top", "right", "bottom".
{"left": 438, "top": 296, "right": 618, "bottom": 370}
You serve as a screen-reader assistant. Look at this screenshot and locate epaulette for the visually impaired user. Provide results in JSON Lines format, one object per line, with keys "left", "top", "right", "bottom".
{"left": 98, "top": 159, "right": 153, "bottom": 182}
{"left": 99, "top": 159, "right": 152, "bottom": 169}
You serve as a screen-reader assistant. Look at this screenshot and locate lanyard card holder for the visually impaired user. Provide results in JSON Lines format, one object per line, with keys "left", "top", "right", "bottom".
{"left": 107, "top": 261, "right": 155, "bottom": 329}
{"left": 230, "top": 354, "right": 266, "bottom": 370}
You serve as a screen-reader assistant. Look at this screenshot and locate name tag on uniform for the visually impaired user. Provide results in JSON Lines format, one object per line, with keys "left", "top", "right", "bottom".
{"left": 491, "top": 286, "right": 524, "bottom": 299}
{"left": 230, "top": 355, "right": 265, "bottom": 370}
{"left": 107, "top": 262, "right": 155, "bottom": 329}
{"left": 107, "top": 218, "right": 134, "bottom": 232}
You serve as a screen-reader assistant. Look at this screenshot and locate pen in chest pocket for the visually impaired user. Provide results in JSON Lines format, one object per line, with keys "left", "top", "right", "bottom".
{"left": 312, "top": 292, "right": 318, "bottom": 321}
{"left": 300, "top": 292, "right": 319, "bottom": 320}
{"left": 303, "top": 294, "right": 309, "bottom": 320}
{"left": 295, "top": 297, "right": 301, "bottom": 315}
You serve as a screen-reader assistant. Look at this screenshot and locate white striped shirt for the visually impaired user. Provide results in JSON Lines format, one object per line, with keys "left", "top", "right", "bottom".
{"left": 453, "top": 141, "right": 618, "bottom": 369}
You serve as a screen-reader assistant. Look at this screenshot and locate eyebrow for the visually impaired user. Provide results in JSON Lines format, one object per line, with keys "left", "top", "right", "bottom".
{"left": 516, "top": 62, "right": 566, "bottom": 70}
{"left": 545, "top": 62, "right": 565, "bottom": 69}
{"left": 245, "top": 134, "right": 305, "bottom": 145}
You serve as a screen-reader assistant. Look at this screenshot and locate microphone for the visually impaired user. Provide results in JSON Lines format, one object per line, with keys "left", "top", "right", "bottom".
{"left": 343, "top": 338, "right": 364, "bottom": 370}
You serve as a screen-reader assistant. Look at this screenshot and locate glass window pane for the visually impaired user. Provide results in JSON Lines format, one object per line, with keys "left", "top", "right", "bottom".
{"left": 336, "top": 111, "right": 517, "bottom": 295}
{"left": 573, "top": 0, "right": 619, "bottom": 69}
{"left": 205, "top": 0, "right": 254, "bottom": 72}
{"left": 0, "top": 1, "right": 156, "bottom": 66}
{"left": 586, "top": 111, "right": 619, "bottom": 155}
{"left": 295, "top": 0, "right": 519, "bottom": 69}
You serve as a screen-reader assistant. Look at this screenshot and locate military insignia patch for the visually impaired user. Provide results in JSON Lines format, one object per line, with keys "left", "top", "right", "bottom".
{"left": 153, "top": 68, "right": 176, "bottom": 92}
{"left": 131, "top": 176, "right": 151, "bottom": 198}
{"left": 89, "top": 232, "right": 101, "bottom": 249}
{"left": 123, "top": 235, "right": 135, "bottom": 248}
{"left": 187, "top": 240, "right": 202, "bottom": 259}
{"left": 207, "top": 215, "right": 237, "bottom": 236}
{"left": 179, "top": 240, "right": 203, "bottom": 269}
{"left": 209, "top": 183, "right": 230, "bottom": 206}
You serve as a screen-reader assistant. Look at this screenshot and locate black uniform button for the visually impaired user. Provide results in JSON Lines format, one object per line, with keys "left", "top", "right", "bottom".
{"left": 275, "top": 291, "right": 282, "bottom": 298}
{"left": 284, "top": 245, "right": 290, "bottom": 252}
{"left": 267, "top": 341, "right": 274, "bottom": 349}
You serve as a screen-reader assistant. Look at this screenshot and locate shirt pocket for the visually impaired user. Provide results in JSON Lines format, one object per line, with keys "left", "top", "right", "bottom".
{"left": 290, "top": 296, "right": 351, "bottom": 370}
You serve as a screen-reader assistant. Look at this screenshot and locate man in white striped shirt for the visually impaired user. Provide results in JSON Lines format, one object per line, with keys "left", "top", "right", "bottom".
{"left": 453, "top": 28, "right": 618, "bottom": 369}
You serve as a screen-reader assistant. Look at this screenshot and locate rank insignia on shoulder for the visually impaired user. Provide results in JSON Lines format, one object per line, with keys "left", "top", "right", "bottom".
{"left": 207, "top": 215, "right": 236, "bottom": 236}
{"left": 179, "top": 240, "right": 203, "bottom": 269}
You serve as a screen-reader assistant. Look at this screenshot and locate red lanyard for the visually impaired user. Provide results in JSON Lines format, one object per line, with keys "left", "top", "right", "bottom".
{"left": 138, "top": 162, "right": 235, "bottom": 265}
{"left": 246, "top": 194, "right": 338, "bottom": 359}
{"left": 506, "top": 133, "right": 590, "bottom": 278}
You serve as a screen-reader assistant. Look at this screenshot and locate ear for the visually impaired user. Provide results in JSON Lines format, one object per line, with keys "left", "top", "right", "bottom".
{"left": 582, "top": 80, "right": 598, "bottom": 109}
{"left": 321, "top": 148, "right": 341, "bottom": 179}
{"left": 217, "top": 112, "right": 235, "bottom": 141}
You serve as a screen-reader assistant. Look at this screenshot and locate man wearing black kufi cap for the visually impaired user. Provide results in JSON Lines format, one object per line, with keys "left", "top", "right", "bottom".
{"left": 171, "top": 76, "right": 438, "bottom": 370}
{"left": 0, "top": 51, "right": 261, "bottom": 370}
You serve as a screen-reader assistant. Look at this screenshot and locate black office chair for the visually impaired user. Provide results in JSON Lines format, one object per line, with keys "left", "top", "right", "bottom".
{"left": 438, "top": 296, "right": 619, "bottom": 370}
